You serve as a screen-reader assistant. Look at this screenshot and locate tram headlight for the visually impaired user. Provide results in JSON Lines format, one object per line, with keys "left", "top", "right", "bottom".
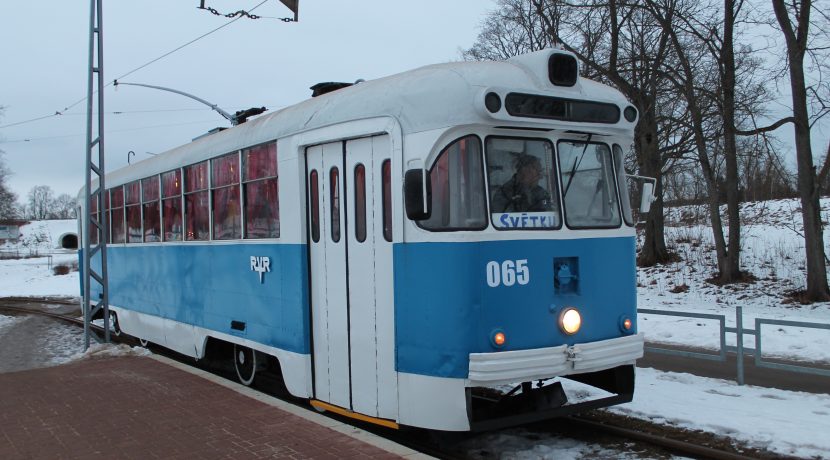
{"left": 559, "top": 307, "right": 582, "bottom": 335}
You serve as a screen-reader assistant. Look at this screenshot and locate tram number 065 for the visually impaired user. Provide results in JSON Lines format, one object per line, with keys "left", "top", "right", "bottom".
{"left": 486, "top": 260, "right": 529, "bottom": 287}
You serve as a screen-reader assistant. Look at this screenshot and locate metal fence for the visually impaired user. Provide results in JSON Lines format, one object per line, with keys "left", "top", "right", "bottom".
{"left": 638, "top": 306, "right": 830, "bottom": 385}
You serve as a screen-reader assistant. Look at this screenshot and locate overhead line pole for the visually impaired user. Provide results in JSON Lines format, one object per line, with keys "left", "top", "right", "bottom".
{"left": 83, "top": 0, "right": 110, "bottom": 350}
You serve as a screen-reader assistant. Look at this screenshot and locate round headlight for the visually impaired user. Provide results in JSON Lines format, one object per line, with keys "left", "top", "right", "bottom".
{"left": 559, "top": 307, "right": 582, "bottom": 335}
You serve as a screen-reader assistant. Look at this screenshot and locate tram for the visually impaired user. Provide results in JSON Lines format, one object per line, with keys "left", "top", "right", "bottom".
{"left": 79, "top": 48, "right": 653, "bottom": 431}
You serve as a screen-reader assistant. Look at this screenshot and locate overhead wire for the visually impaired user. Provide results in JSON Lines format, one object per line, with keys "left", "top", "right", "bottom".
{"left": 0, "top": 0, "right": 269, "bottom": 130}
{"left": 1, "top": 118, "right": 225, "bottom": 144}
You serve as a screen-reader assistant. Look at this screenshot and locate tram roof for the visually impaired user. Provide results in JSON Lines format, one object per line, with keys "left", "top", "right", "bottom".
{"left": 91, "top": 49, "right": 631, "bottom": 191}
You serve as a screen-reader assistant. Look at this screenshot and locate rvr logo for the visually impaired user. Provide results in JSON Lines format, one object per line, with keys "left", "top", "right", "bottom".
{"left": 250, "top": 256, "right": 271, "bottom": 283}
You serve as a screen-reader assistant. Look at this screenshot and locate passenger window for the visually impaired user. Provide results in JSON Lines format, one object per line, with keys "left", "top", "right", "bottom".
{"left": 310, "top": 170, "right": 320, "bottom": 243}
{"left": 382, "top": 160, "right": 392, "bottom": 242}
{"left": 330, "top": 167, "right": 341, "bottom": 243}
{"left": 142, "top": 175, "right": 160, "bottom": 242}
{"left": 487, "top": 137, "right": 561, "bottom": 230}
{"left": 558, "top": 141, "right": 621, "bottom": 228}
{"left": 613, "top": 144, "right": 635, "bottom": 226}
{"left": 243, "top": 142, "right": 279, "bottom": 239}
{"left": 110, "top": 186, "right": 125, "bottom": 244}
{"left": 419, "top": 136, "right": 486, "bottom": 231}
{"left": 89, "top": 196, "right": 99, "bottom": 245}
{"left": 161, "top": 170, "right": 183, "bottom": 241}
{"left": 354, "top": 164, "right": 367, "bottom": 243}
{"left": 212, "top": 153, "right": 241, "bottom": 240}
{"left": 184, "top": 161, "right": 209, "bottom": 241}
{"left": 124, "top": 181, "right": 142, "bottom": 243}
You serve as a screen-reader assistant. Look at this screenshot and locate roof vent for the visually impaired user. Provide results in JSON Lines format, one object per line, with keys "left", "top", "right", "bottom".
{"left": 310, "top": 82, "right": 353, "bottom": 97}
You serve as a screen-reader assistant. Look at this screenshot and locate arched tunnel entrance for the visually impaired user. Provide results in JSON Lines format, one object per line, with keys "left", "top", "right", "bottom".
{"left": 59, "top": 233, "right": 78, "bottom": 250}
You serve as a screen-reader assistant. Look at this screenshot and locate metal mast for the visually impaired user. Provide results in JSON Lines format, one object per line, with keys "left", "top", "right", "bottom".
{"left": 83, "top": 0, "right": 110, "bottom": 350}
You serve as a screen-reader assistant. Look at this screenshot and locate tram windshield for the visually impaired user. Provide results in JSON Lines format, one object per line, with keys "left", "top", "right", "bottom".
{"left": 487, "top": 137, "right": 561, "bottom": 229}
{"left": 558, "top": 141, "right": 621, "bottom": 228}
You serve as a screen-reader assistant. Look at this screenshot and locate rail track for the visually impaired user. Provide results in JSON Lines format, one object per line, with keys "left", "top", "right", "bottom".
{"left": 0, "top": 296, "right": 795, "bottom": 460}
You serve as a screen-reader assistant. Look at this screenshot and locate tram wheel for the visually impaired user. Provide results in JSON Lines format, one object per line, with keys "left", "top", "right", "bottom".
{"left": 234, "top": 344, "right": 256, "bottom": 386}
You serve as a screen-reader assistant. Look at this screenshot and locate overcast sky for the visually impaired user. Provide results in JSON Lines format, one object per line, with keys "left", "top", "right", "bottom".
{"left": 0, "top": 0, "right": 492, "bottom": 199}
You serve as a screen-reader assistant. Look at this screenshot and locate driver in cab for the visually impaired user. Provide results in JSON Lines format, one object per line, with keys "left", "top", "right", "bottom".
{"left": 491, "top": 154, "right": 552, "bottom": 213}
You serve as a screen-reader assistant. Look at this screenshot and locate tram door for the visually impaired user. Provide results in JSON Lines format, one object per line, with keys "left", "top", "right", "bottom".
{"left": 306, "top": 135, "right": 397, "bottom": 420}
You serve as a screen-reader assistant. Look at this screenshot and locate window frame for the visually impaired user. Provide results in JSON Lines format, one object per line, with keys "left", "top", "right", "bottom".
{"left": 109, "top": 185, "right": 126, "bottom": 244}
{"left": 211, "top": 151, "right": 243, "bottom": 241}
{"left": 485, "top": 135, "right": 563, "bottom": 231}
{"left": 124, "top": 180, "right": 143, "bottom": 243}
{"left": 161, "top": 168, "right": 184, "bottom": 242}
{"left": 354, "top": 163, "right": 367, "bottom": 243}
{"left": 184, "top": 160, "right": 210, "bottom": 242}
{"left": 416, "top": 134, "right": 488, "bottom": 233}
{"left": 242, "top": 141, "right": 280, "bottom": 240}
{"left": 557, "top": 139, "right": 623, "bottom": 230}
{"left": 142, "top": 175, "right": 161, "bottom": 243}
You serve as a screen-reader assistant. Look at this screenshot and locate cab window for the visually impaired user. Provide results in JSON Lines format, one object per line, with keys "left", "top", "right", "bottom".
{"left": 419, "top": 136, "right": 487, "bottom": 231}
{"left": 558, "top": 141, "right": 621, "bottom": 228}
{"left": 486, "top": 137, "right": 561, "bottom": 230}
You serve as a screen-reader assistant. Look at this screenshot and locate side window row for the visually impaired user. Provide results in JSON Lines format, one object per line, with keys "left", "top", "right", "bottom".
{"left": 93, "top": 141, "right": 279, "bottom": 244}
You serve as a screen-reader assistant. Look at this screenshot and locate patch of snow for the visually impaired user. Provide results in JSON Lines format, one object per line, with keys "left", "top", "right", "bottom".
{"left": 613, "top": 367, "right": 830, "bottom": 459}
{"left": 0, "top": 314, "right": 24, "bottom": 333}
{"left": 462, "top": 429, "right": 645, "bottom": 460}
{"left": 63, "top": 343, "right": 152, "bottom": 363}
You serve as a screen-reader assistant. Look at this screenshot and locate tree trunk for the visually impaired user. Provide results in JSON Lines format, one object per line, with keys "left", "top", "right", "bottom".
{"left": 772, "top": 0, "right": 830, "bottom": 301}
{"left": 637, "top": 106, "right": 670, "bottom": 266}
{"left": 720, "top": 0, "right": 743, "bottom": 283}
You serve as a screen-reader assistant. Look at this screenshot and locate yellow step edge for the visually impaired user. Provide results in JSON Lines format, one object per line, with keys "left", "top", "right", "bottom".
{"left": 310, "top": 400, "right": 400, "bottom": 430}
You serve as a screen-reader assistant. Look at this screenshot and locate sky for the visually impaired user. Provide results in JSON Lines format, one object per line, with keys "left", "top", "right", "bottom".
{"left": 0, "top": 0, "right": 492, "bottom": 199}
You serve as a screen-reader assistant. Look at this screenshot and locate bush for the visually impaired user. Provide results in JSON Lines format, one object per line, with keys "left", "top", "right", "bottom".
{"left": 53, "top": 261, "right": 78, "bottom": 276}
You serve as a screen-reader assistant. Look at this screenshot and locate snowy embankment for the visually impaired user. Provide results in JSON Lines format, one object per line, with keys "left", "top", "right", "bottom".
{"left": 0, "top": 219, "right": 79, "bottom": 297}
{"left": 638, "top": 197, "right": 830, "bottom": 364}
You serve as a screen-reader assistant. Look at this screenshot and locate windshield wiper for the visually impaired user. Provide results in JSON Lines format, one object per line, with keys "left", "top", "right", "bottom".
{"left": 563, "top": 134, "right": 592, "bottom": 197}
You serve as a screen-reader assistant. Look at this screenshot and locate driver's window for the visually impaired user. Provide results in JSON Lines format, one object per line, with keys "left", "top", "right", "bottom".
{"left": 486, "top": 137, "right": 561, "bottom": 230}
{"left": 558, "top": 141, "right": 621, "bottom": 228}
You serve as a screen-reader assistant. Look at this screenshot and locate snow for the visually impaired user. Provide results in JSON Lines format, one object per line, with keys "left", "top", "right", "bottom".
{"left": 0, "top": 219, "right": 79, "bottom": 297}
{"left": 637, "top": 197, "right": 830, "bottom": 364}
{"left": 0, "top": 314, "right": 23, "bottom": 333}
{"left": 1, "top": 205, "right": 829, "bottom": 458}
{"left": 615, "top": 368, "right": 830, "bottom": 459}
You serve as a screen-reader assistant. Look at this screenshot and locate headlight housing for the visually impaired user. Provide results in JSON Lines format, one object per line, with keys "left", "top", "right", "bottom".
{"left": 559, "top": 307, "right": 582, "bottom": 335}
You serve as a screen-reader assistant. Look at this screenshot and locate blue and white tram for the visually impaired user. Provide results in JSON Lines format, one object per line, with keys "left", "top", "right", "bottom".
{"left": 79, "top": 49, "right": 648, "bottom": 431}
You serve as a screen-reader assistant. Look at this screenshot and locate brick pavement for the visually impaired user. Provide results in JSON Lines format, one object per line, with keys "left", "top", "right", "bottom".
{"left": 0, "top": 356, "right": 413, "bottom": 459}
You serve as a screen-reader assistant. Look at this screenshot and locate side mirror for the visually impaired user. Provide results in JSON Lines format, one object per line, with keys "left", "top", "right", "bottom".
{"left": 404, "top": 168, "right": 431, "bottom": 220}
{"left": 640, "top": 181, "right": 656, "bottom": 214}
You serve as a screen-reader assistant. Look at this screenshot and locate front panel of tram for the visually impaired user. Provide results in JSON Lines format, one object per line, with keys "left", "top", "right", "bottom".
{"left": 305, "top": 135, "right": 397, "bottom": 421}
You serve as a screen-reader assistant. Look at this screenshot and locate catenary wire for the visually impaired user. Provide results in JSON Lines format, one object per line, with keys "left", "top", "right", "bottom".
{"left": 0, "top": 0, "right": 268, "bottom": 130}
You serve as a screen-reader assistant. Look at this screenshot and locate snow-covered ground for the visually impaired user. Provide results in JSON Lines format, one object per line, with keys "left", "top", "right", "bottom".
{"left": 1, "top": 208, "right": 829, "bottom": 458}
{"left": 638, "top": 198, "right": 830, "bottom": 364}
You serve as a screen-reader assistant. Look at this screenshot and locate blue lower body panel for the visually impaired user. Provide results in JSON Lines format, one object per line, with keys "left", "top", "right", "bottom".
{"left": 393, "top": 237, "right": 637, "bottom": 379}
{"left": 87, "top": 243, "right": 310, "bottom": 354}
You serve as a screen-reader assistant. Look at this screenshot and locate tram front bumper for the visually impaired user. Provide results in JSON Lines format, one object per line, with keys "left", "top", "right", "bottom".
{"left": 467, "top": 333, "right": 644, "bottom": 387}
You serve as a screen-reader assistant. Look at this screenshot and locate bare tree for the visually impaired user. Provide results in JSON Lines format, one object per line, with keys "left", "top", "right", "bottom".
{"left": 0, "top": 107, "right": 20, "bottom": 219}
{"left": 52, "top": 194, "right": 77, "bottom": 219}
{"left": 771, "top": 0, "right": 830, "bottom": 301}
{"left": 27, "top": 185, "right": 55, "bottom": 221}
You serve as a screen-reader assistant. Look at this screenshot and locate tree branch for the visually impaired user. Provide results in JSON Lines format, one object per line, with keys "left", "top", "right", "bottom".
{"left": 735, "top": 117, "right": 795, "bottom": 135}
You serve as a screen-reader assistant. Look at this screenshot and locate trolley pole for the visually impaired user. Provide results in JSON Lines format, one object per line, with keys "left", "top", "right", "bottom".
{"left": 83, "top": 0, "right": 110, "bottom": 350}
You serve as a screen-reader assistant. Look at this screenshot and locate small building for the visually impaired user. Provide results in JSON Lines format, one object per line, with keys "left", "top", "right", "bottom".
{"left": 0, "top": 220, "right": 28, "bottom": 244}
